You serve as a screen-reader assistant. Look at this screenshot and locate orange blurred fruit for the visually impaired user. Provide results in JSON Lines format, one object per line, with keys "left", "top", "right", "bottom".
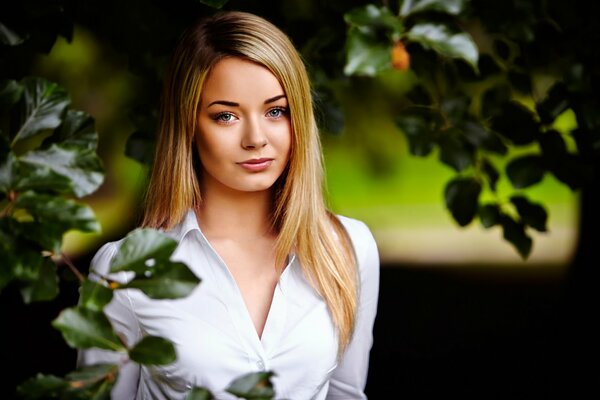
{"left": 392, "top": 41, "right": 410, "bottom": 71}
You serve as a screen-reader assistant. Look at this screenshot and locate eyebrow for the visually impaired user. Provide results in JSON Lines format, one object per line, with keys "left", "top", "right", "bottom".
{"left": 207, "top": 94, "right": 287, "bottom": 108}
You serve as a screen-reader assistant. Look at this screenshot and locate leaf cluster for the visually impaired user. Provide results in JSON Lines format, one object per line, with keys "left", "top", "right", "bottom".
{"left": 342, "top": 0, "right": 600, "bottom": 258}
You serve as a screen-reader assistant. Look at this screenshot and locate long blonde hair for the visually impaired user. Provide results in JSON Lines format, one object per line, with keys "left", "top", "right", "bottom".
{"left": 142, "top": 11, "right": 358, "bottom": 353}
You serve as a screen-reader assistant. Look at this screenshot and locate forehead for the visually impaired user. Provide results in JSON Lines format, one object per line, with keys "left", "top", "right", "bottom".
{"left": 201, "top": 57, "right": 285, "bottom": 104}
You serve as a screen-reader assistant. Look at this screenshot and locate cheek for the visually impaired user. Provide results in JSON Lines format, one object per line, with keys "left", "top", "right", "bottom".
{"left": 196, "top": 131, "right": 228, "bottom": 162}
{"left": 275, "top": 125, "right": 293, "bottom": 158}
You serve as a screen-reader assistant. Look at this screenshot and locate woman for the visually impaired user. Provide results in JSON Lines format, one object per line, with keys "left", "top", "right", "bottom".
{"left": 79, "top": 11, "right": 379, "bottom": 400}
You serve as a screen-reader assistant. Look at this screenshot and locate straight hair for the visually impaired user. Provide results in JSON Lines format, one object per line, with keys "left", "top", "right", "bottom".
{"left": 142, "top": 11, "right": 358, "bottom": 353}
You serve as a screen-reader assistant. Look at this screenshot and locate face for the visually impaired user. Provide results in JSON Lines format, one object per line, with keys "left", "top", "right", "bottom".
{"left": 195, "top": 57, "right": 292, "bottom": 197}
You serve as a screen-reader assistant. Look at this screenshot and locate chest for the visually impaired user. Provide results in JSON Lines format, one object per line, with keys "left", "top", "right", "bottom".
{"left": 126, "top": 237, "right": 339, "bottom": 398}
{"left": 209, "top": 237, "right": 280, "bottom": 338}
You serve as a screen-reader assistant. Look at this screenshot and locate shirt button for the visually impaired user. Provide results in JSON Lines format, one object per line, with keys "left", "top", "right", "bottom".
{"left": 256, "top": 360, "right": 265, "bottom": 370}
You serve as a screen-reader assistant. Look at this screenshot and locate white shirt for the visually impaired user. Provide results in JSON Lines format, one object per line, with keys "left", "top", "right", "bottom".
{"left": 78, "top": 210, "right": 380, "bottom": 400}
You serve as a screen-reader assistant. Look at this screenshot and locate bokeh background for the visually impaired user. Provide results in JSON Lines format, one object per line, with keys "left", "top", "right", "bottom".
{"left": 1, "top": 0, "right": 597, "bottom": 398}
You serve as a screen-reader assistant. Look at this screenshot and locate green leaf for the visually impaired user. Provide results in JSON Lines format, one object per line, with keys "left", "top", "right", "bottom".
{"left": 481, "top": 158, "right": 500, "bottom": 192}
{"left": 66, "top": 363, "right": 117, "bottom": 382}
{"left": 537, "top": 83, "right": 569, "bottom": 125}
{"left": 539, "top": 130, "right": 567, "bottom": 162}
{"left": 0, "top": 152, "right": 18, "bottom": 192}
{"left": 395, "top": 113, "right": 438, "bottom": 156}
{"left": 438, "top": 130, "right": 474, "bottom": 172}
{"left": 444, "top": 177, "right": 481, "bottom": 226}
{"left": 14, "top": 162, "right": 73, "bottom": 195}
{"left": 197, "top": 0, "right": 229, "bottom": 9}
{"left": 18, "top": 144, "right": 104, "bottom": 198}
{"left": 547, "top": 153, "right": 589, "bottom": 190}
{"left": 20, "top": 257, "right": 59, "bottom": 303}
{"left": 510, "top": 195, "right": 548, "bottom": 232}
{"left": 110, "top": 228, "right": 178, "bottom": 274}
{"left": 129, "top": 336, "right": 177, "bottom": 365}
{"left": 344, "top": 28, "right": 391, "bottom": 76}
{"left": 11, "top": 78, "right": 70, "bottom": 145}
{"left": 0, "top": 79, "right": 24, "bottom": 107}
{"left": 490, "top": 101, "right": 540, "bottom": 145}
{"left": 61, "top": 365, "right": 118, "bottom": 400}
{"left": 12, "top": 246, "right": 44, "bottom": 281}
{"left": 79, "top": 279, "right": 114, "bottom": 312}
{"left": 500, "top": 214, "right": 532, "bottom": 259}
{"left": 65, "top": 363, "right": 119, "bottom": 396}
{"left": 110, "top": 228, "right": 200, "bottom": 299}
{"left": 87, "top": 380, "right": 113, "bottom": 400}
{"left": 123, "top": 261, "right": 200, "bottom": 299}
{"left": 0, "top": 22, "right": 26, "bottom": 46}
{"left": 226, "top": 371, "right": 275, "bottom": 399}
{"left": 441, "top": 95, "right": 470, "bottom": 125}
{"left": 186, "top": 388, "right": 215, "bottom": 400}
{"left": 407, "top": 23, "right": 478, "bottom": 71}
{"left": 52, "top": 307, "right": 125, "bottom": 351}
{"left": 400, "top": 0, "right": 466, "bottom": 16}
{"left": 506, "top": 155, "right": 545, "bottom": 188}
{"left": 15, "top": 191, "right": 101, "bottom": 234}
{"left": 13, "top": 219, "right": 65, "bottom": 254}
{"left": 45, "top": 109, "right": 98, "bottom": 150}
{"left": 478, "top": 203, "right": 501, "bottom": 228}
{"left": 345, "top": 5, "right": 403, "bottom": 37}
{"left": 481, "top": 84, "right": 511, "bottom": 118}
{"left": 461, "top": 121, "right": 507, "bottom": 155}
{"left": 16, "top": 373, "right": 67, "bottom": 399}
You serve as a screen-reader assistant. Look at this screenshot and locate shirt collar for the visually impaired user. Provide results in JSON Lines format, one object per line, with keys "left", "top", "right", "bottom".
{"left": 166, "top": 208, "right": 297, "bottom": 266}
{"left": 166, "top": 208, "right": 201, "bottom": 242}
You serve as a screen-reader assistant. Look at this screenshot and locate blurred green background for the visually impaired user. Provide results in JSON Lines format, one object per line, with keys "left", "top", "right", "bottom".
{"left": 35, "top": 27, "right": 579, "bottom": 269}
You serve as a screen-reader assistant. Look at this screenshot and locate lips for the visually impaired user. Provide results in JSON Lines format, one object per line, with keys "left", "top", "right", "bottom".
{"left": 237, "top": 158, "right": 274, "bottom": 172}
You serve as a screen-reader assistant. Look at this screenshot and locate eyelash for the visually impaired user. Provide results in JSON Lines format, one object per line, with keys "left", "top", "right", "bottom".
{"left": 211, "top": 107, "right": 289, "bottom": 124}
{"left": 213, "top": 112, "right": 236, "bottom": 123}
{"left": 266, "top": 107, "right": 289, "bottom": 119}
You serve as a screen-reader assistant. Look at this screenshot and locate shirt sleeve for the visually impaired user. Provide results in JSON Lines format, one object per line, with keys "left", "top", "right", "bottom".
{"left": 76, "top": 241, "right": 142, "bottom": 399}
{"left": 327, "top": 218, "right": 380, "bottom": 399}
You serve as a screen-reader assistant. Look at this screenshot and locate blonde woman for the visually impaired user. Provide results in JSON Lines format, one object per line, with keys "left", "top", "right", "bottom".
{"left": 79, "top": 11, "right": 379, "bottom": 400}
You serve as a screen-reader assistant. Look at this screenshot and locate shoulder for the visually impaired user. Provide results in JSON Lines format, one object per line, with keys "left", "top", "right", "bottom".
{"left": 335, "top": 214, "right": 379, "bottom": 267}
{"left": 88, "top": 238, "right": 131, "bottom": 283}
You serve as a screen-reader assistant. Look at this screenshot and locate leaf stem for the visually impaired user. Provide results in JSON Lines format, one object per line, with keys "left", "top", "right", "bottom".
{"left": 60, "top": 253, "right": 85, "bottom": 283}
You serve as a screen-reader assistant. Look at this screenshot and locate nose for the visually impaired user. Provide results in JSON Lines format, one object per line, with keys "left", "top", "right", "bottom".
{"left": 241, "top": 117, "right": 268, "bottom": 149}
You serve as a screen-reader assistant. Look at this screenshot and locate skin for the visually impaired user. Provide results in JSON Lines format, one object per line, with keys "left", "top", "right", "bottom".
{"left": 194, "top": 57, "right": 292, "bottom": 338}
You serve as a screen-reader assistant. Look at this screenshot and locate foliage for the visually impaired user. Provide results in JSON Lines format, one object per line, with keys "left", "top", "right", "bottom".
{"left": 0, "top": 77, "right": 103, "bottom": 300}
{"left": 341, "top": 0, "right": 598, "bottom": 258}
{"left": 1, "top": 1, "right": 276, "bottom": 398}
{"left": 1, "top": 0, "right": 599, "bottom": 398}
{"left": 1, "top": 1, "right": 598, "bottom": 261}
{"left": 0, "top": 74, "right": 272, "bottom": 398}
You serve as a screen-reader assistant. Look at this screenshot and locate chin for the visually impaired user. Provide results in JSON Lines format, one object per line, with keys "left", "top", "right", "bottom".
{"left": 230, "top": 178, "right": 279, "bottom": 193}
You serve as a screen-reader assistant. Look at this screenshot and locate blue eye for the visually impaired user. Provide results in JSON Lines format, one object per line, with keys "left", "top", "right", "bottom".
{"left": 267, "top": 107, "right": 288, "bottom": 118}
{"left": 214, "top": 112, "right": 235, "bottom": 123}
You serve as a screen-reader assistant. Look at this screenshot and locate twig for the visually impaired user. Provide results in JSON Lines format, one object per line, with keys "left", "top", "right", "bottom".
{"left": 60, "top": 253, "right": 85, "bottom": 283}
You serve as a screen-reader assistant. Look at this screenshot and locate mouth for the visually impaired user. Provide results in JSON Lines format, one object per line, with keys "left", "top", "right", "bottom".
{"left": 237, "top": 158, "right": 274, "bottom": 171}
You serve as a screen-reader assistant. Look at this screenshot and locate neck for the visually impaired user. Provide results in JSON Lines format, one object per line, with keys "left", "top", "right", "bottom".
{"left": 197, "top": 186, "right": 275, "bottom": 240}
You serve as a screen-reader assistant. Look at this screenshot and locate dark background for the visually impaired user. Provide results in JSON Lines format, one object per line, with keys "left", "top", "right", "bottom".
{"left": 2, "top": 244, "right": 596, "bottom": 398}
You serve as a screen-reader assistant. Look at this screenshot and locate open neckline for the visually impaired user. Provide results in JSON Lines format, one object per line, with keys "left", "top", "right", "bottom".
{"left": 194, "top": 221, "right": 295, "bottom": 344}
